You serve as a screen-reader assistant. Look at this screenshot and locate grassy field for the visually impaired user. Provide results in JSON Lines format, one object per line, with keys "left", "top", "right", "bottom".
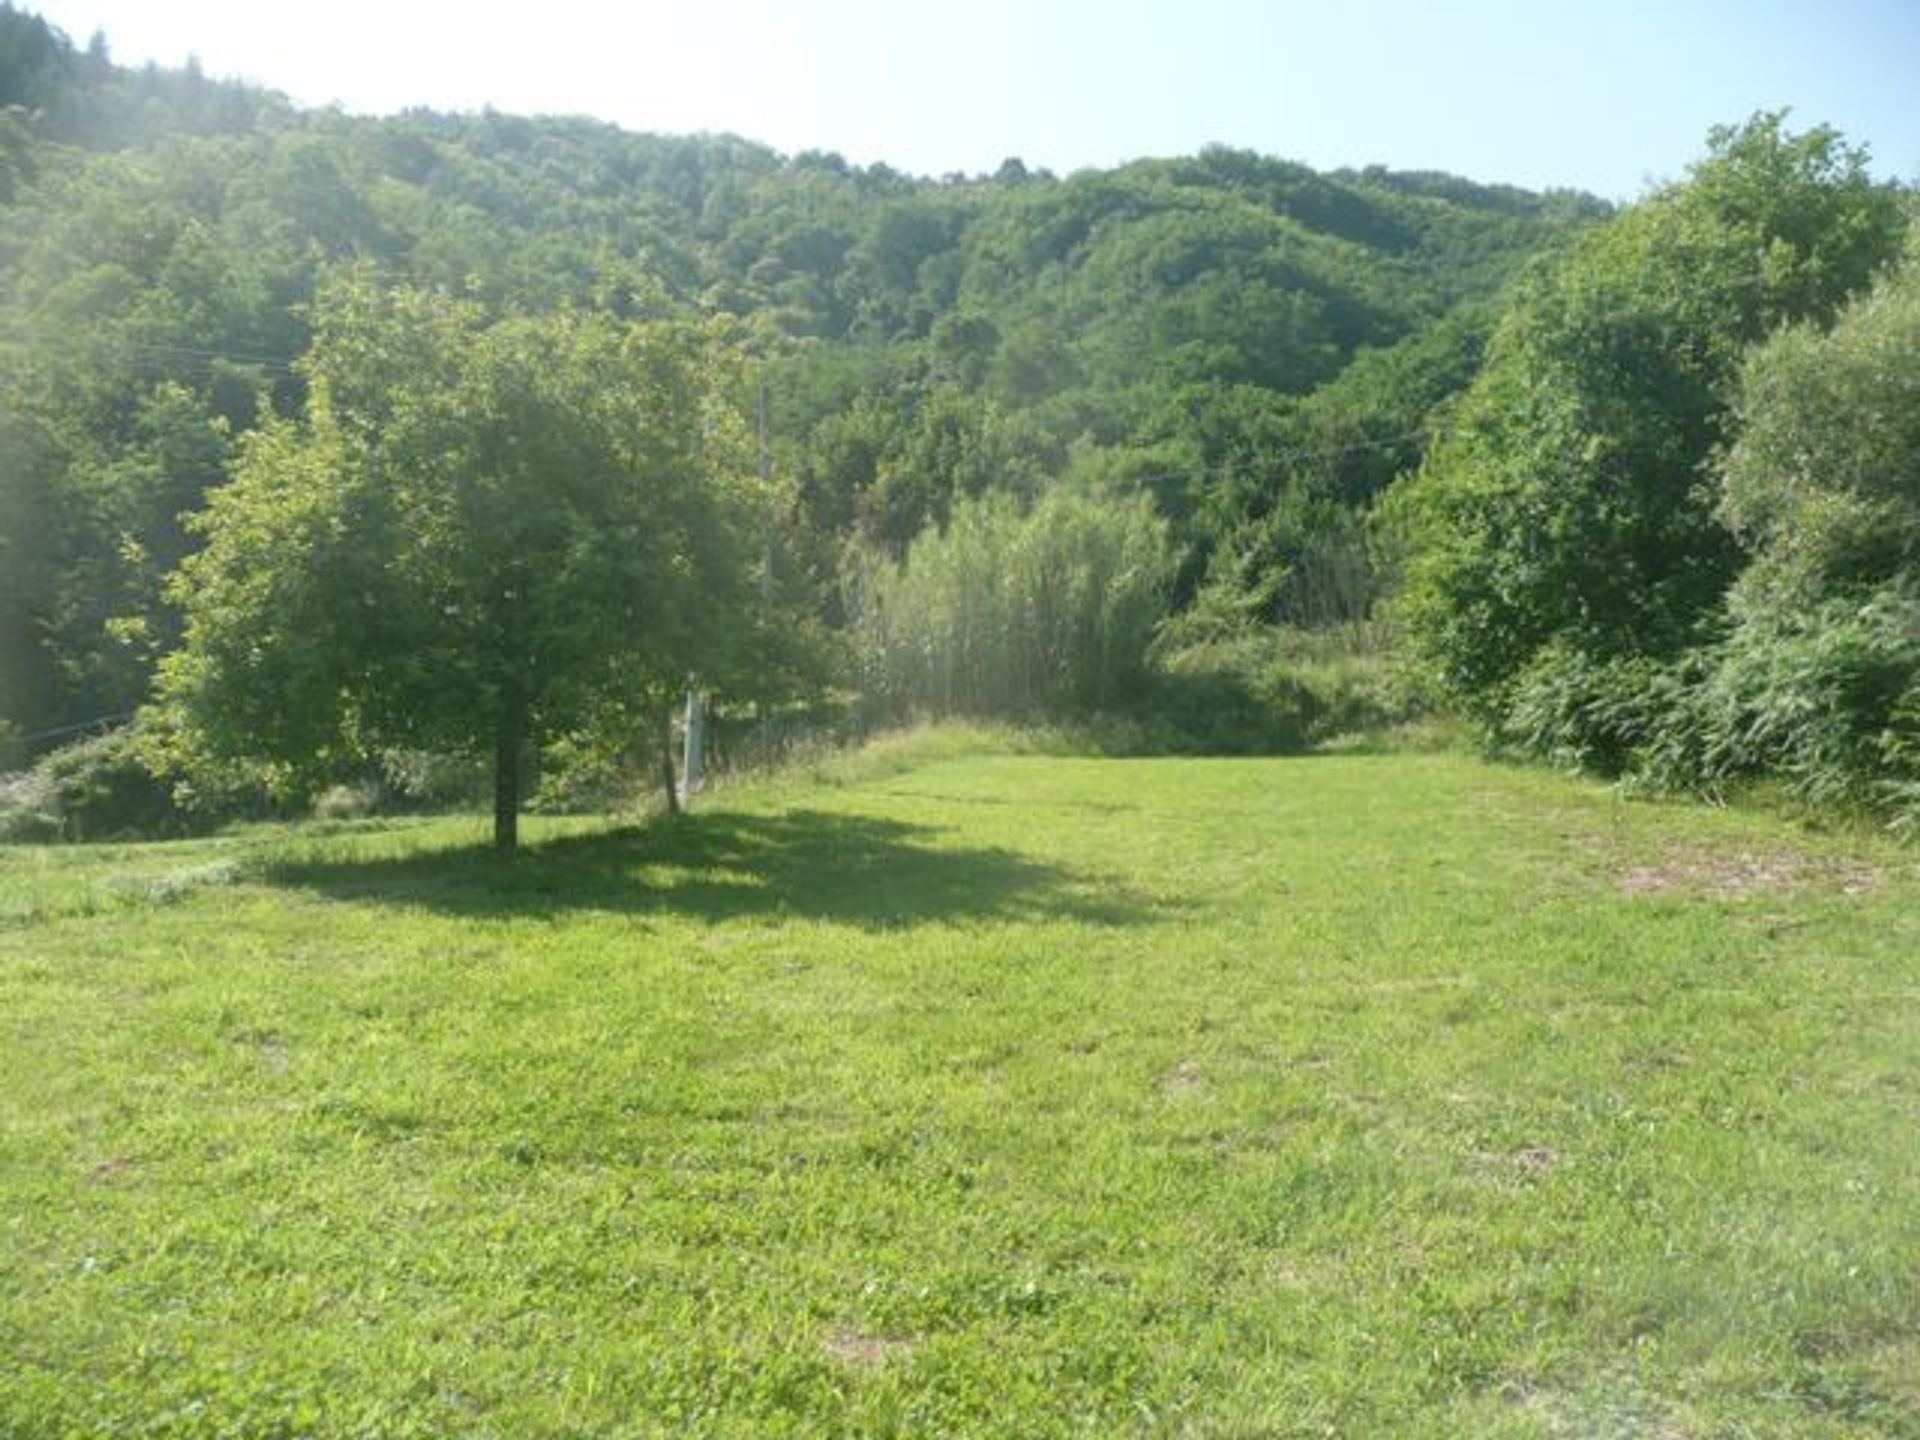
{"left": 3, "top": 732, "right": 1918, "bottom": 1437}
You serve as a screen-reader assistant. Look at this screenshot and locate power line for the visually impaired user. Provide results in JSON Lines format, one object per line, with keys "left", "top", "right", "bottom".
{"left": 0, "top": 325, "right": 303, "bottom": 375}
{"left": 1117, "top": 425, "right": 1440, "bottom": 492}
{"left": 12, "top": 710, "right": 137, "bottom": 750}
{"left": 0, "top": 318, "right": 1449, "bottom": 495}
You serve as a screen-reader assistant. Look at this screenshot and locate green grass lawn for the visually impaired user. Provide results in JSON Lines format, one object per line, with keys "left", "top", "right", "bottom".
{"left": 3, "top": 736, "right": 1918, "bottom": 1437}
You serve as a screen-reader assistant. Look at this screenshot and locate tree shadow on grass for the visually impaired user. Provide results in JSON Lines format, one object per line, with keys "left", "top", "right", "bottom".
{"left": 261, "top": 809, "right": 1170, "bottom": 930}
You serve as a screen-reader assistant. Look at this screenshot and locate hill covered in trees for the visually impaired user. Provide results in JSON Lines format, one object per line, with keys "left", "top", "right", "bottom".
{"left": 4, "top": 3, "right": 1915, "bottom": 837}
{"left": 0, "top": 2, "right": 1604, "bottom": 752}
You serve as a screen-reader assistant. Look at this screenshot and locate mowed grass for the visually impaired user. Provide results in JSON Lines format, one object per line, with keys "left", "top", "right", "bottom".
{"left": 3, "top": 737, "right": 1919, "bottom": 1437}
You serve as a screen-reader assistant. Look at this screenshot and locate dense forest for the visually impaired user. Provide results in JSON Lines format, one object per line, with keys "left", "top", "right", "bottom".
{"left": 1, "top": 3, "right": 1915, "bottom": 841}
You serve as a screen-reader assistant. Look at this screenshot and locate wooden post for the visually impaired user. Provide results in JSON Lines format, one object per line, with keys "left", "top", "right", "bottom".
{"left": 493, "top": 687, "right": 523, "bottom": 858}
{"left": 659, "top": 703, "right": 680, "bottom": 818}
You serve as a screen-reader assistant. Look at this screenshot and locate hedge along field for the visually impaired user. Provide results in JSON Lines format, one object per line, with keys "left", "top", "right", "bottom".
{"left": 2, "top": 736, "right": 1918, "bottom": 1437}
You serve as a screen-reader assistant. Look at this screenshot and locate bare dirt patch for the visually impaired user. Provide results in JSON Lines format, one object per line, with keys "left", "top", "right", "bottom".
{"left": 1617, "top": 846, "right": 1880, "bottom": 900}
{"left": 85, "top": 1155, "right": 137, "bottom": 1185}
{"left": 1474, "top": 1145, "right": 1561, "bottom": 1181}
{"left": 1515, "top": 1379, "right": 1689, "bottom": 1439}
{"left": 821, "top": 1327, "right": 915, "bottom": 1369}
{"left": 1159, "top": 1058, "right": 1204, "bottom": 1098}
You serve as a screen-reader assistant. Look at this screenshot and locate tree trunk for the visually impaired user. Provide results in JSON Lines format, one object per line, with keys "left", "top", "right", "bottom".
{"left": 493, "top": 690, "right": 523, "bottom": 858}
{"left": 659, "top": 705, "right": 680, "bottom": 818}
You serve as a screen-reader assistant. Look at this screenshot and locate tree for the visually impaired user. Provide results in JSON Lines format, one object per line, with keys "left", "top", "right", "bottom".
{"left": 0, "top": 385, "right": 60, "bottom": 740}
{"left": 1399, "top": 114, "right": 1906, "bottom": 718}
{"left": 1718, "top": 232, "right": 1920, "bottom": 609}
{"left": 150, "top": 277, "right": 763, "bottom": 855}
{"left": 1679, "top": 236, "right": 1920, "bottom": 812}
{"left": 0, "top": 25, "right": 1607, "bottom": 749}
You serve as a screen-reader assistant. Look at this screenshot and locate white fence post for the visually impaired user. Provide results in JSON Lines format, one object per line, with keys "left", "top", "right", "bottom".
{"left": 680, "top": 675, "right": 704, "bottom": 803}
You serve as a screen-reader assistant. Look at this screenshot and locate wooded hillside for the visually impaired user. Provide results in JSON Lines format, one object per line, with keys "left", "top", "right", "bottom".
{"left": 5, "top": 3, "right": 1915, "bottom": 835}
{"left": 0, "top": 2, "right": 1602, "bottom": 750}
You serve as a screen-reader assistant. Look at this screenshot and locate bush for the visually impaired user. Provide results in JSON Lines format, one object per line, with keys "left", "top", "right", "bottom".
{"left": 1127, "top": 629, "right": 1431, "bottom": 755}
{"left": 852, "top": 486, "right": 1174, "bottom": 722}
{"left": 311, "top": 782, "right": 381, "bottom": 821}
{"left": 1133, "top": 659, "right": 1317, "bottom": 755}
{"left": 377, "top": 748, "right": 488, "bottom": 810}
{"left": 528, "top": 730, "right": 648, "bottom": 815}
{"left": 12, "top": 729, "right": 190, "bottom": 841}
{"left": 1498, "top": 646, "right": 1687, "bottom": 776}
{"left": 1673, "top": 588, "right": 1920, "bottom": 815}
{"left": 1496, "top": 589, "right": 1920, "bottom": 830}
{"left": 0, "top": 768, "right": 63, "bottom": 842}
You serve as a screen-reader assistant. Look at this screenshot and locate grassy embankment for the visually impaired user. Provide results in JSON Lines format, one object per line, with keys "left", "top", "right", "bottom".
{"left": 3, "top": 730, "right": 1917, "bottom": 1436}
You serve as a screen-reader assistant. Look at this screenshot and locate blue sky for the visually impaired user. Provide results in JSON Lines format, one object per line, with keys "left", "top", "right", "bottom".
{"left": 25, "top": 0, "right": 1920, "bottom": 199}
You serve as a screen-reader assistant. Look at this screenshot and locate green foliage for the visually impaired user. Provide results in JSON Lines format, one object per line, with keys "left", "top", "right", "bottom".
{"left": 149, "top": 278, "right": 768, "bottom": 849}
{"left": 0, "top": 20, "right": 1598, "bottom": 745}
{"left": 1717, "top": 234, "right": 1920, "bottom": 608}
{"left": 1145, "top": 628, "right": 1431, "bottom": 755}
{"left": 49, "top": 384, "right": 233, "bottom": 713}
{"left": 526, "top": 728, "right": 648, "bottom": 816}
{"left": 1497, "top": 645, "right": 1697, "bottom": 777}
{"left": 851, "top": 487, "right": 1174, "bottom": 721}
{"left": 1491, "top": 594, "right": 1920, "bottom": 829}
{"left": 310, "top": 781, "right": 380, "bottom": 822}
{"left": 1607, "top": 246, "right": 1920, "bottom": 822}
{"left": 0, "top": 766, "right": 59, "bottom": 841}
{"left": 1681, "top": 589, "right": 1920, "bottom": 812}
{"left": 0, "top": 728, "right": 187, "bottom": 841}
{"left": 373, "top": 747, "right": 489, "bottom": 811}
{"left": 1400, "top": 114, "right": 1906, "bottom": 717}
{"left": 787, "top": 377, "right": 1059, "bottom": 565}
{"left": 0, "top": 2, "right": 288, "bottom": 146}
{"left": 1135, "top": 644, "right": 1321, "bottom": 754}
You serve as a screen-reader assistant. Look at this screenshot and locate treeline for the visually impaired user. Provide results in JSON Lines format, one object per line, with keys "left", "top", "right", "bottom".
{"left": 2, "top": 3, "right": 1915, "bottom": 838}
{"left": 1400, "top": 117, "right": 1919, "bottom": 823}
{"left": 0, "top": 4, "right": 1597, "bottom": 750}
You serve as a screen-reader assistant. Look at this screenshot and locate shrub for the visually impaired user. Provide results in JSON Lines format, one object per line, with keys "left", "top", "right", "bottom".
{"left": 0, "top": 768, "right": 62, "bottom": 842}
{"left": 1614, "top": 244, "right": 1920, "bottom": 824}
{"left": 1675, "top": 588, "right": 1920, "bottom": 814}
{"left": 528, "top": 730, "right": 645, "bottom": 815}
{"left": 1499, "top": 646, "right": 1686, "bottom": 776}
{"left": 311, "top": 782, "right": 381, "bottom": 821}
{"left": 22, "top": 730, "right": 189, "bottom": 841}
{"left": 1145, "top": 629, "right": 1433, "bottom": 754}
{"left": 852, "top": 486, "right": 1174, "bottom": 722}
{"left": 1498, "top": 588, "right": 1920, "bottom": 829}
{"left": 377, "top": 748, "right": 489, "bottom": 810}
{"left": 1136, "top": 654, "right": 1317, "bottom": 755}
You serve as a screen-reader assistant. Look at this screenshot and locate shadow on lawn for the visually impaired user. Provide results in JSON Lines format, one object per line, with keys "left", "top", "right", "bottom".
{"left": 261, "top": 809, "right": 1166, "bottom": 930}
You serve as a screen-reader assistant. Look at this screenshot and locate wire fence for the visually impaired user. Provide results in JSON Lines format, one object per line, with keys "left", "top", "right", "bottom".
{"left": 7, "top": 710, "right": 137, "bottom": 765}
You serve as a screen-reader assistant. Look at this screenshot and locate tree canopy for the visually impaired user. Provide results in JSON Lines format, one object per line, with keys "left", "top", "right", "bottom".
{"left": 0, "top": 4, "right": 1604, "bottom": 751}
{"left": 7, "top": 8, "right": 1918, "bottom": 830}
{"left": 1399, "top": 114, "right": 1907, "bottom": 717}
{"left": 149, "top": 279, "right": 766, "bottom": 852}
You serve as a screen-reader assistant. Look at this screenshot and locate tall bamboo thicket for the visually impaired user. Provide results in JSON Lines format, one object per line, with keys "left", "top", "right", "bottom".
{"left": 851, "top": 488, "right": 1173, "bottom": 720}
